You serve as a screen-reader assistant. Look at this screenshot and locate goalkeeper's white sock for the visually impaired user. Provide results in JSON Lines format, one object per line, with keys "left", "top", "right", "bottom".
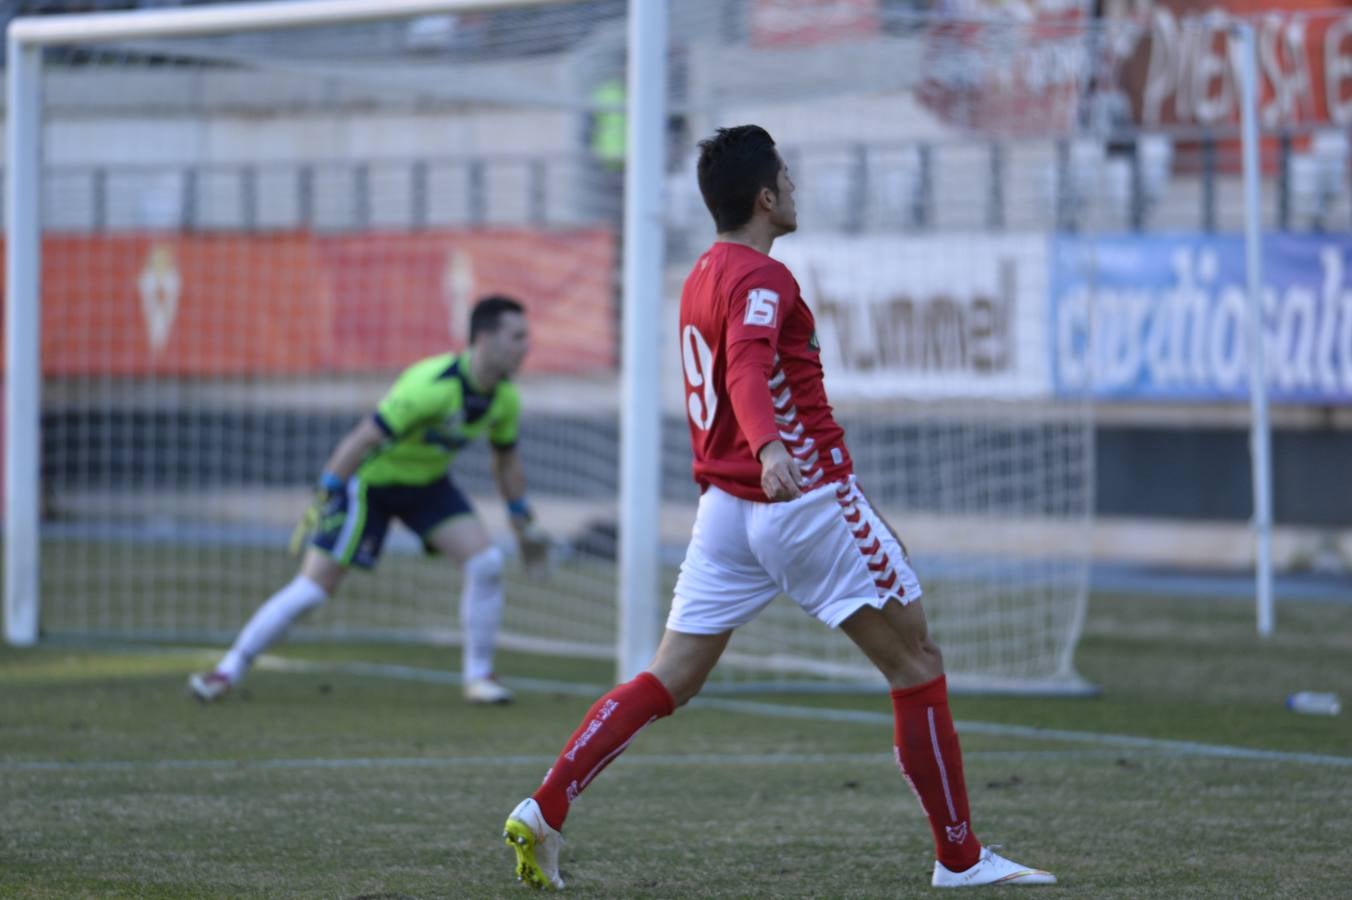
{"left": 218, "top": 575, "right": 328, "bottom": 683}
{"left": 461, "top": 546, "right": 505, "bottom": 681}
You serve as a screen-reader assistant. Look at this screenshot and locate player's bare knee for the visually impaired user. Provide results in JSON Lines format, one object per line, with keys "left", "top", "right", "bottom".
{"left": 300, "top": 553, "right": 345, "bottom": 596}
{"left": 873, "top": 635, "right": 944, "bottom": 687}
{"left": 924, "top": 638, "right": 944, "bottom": 671}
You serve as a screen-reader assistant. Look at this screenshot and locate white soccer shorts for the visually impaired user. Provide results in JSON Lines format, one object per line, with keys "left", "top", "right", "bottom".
{"left": 667, "top": 476, "right": 922, "bottom": 635}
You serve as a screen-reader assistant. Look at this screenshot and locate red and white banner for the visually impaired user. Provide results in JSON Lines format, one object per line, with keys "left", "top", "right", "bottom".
{"left": 6, "top": 228, "right": 616, "bottom": 377}
{"left": 749, "top": 0, "right": 881, "bottom": 48}
{"left": 916, "top": 1, "right": 1091, "bottom": 137}
{"left": 1112, "top": 1, "right": 1352, "bottom": 128}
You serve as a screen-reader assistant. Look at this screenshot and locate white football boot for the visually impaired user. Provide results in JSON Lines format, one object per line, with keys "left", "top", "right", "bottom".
{"left": 187, "top": 671, "right": 232, "bottom": 703}
{"left": 932, "top": 846, "right": 1057, "bottom": 888}
{"left": 464, "top": 675, "right": 514, "bottom": 705}
{"left": 503, "top": 797, "right": 565, "bottom": 890}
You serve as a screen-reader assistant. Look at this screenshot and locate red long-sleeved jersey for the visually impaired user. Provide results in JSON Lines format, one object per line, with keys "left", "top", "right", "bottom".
{"left": 678, "top": 242, "right": 853, "bottom": 502}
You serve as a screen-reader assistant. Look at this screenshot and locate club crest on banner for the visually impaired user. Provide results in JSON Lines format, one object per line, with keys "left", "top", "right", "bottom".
{"left": 443, "top": 248, "right": 476, "bottom": 343}
{"left": 138, "top": 244, "right": 181, "bottom": 354}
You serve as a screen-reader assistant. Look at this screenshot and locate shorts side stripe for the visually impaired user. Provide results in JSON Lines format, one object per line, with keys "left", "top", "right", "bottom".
{"left": 835, "top": 479, "right": 904, "bottom": 601}
{"left": 334, "top": 478, "right": 367, "bottom": 565}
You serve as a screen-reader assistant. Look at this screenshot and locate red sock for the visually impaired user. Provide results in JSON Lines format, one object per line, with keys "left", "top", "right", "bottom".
{"left": 532, "top": 671, "right": 675, "bottom": 831}
{"left": 891, "top": 674, "right": 981, "bottom": 871}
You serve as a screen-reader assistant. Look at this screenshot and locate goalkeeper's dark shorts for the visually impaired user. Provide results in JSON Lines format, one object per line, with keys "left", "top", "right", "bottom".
{"left": 312, "top": 474, "right": 474, "bottom": 569}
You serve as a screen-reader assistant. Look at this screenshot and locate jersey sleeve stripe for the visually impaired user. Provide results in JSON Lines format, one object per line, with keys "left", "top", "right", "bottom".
{"left": 371, "top": 413, "right": 395, "bottom": 437}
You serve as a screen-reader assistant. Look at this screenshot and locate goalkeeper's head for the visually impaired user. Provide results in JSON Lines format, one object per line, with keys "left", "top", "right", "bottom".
{"left": 469, "top": 294, "right": 530, "bottom": 378}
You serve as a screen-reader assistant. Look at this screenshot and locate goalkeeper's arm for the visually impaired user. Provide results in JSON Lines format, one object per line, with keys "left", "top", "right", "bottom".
{"left": 323, "top": 416, "right": 388, "bottom": 482}
{"left": 289, "top": 417, "right": 387, "bottom": 553}
{"left": 491, "top": 444, "right": 550, "bottom": 573}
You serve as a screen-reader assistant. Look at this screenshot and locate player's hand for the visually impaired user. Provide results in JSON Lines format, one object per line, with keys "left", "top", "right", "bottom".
{"left": 289, "top": 481, "right": 348, "bottom": 555}
{"left": 758, "top": 441, "right": 802, "bottom": 502}
{"left": 511, "top": 515, "right": 553, "bottom": 577}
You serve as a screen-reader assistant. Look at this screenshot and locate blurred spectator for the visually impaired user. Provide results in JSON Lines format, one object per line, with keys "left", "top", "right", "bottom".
{"left": 589, "top": 75, "right": 627, "bottom": 173}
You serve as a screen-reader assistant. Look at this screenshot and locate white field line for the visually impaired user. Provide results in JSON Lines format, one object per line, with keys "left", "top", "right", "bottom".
{"left": 7, "top": 655, "right": 1349, "bottom": 773}
{"left": 261, "top": 658, "right": 1352, "bottom": 769}
{"left": 3, "top": 749, "right": 1139, "bottom": 774}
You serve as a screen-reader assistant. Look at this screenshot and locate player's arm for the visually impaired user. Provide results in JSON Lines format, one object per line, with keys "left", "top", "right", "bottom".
{"left": 289, "top": 416, "right": 388, "bottom": 554}
{"left": 322, "top": 417, "right": 387, "bottom": 482}
{"left": 492, "top": 444, "right": 548, "bottom": 557}
{"left": 491, "top": 444, "right": 527, "bottom": 508}
{"left": 725, "top": 268, "right": 800, "bottom": 501}
{"left": 755, "top": 440, "right": 800, "bottom": 502}
{"left": 291, "top": 366, "right": 436, "bottom": 554}
{"left": 488, "top": 383, "right": 527, "bottom": 510}
{"left": 489, "top": 387, "right": 550, "bottom": 572}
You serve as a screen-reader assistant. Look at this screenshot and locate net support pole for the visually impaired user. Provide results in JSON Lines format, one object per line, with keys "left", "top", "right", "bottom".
{"left": 5, "top": 35, "right": 43, "bottom": 647}
{"left": 617, "top": 0, "right": 667, "bottom": 681}
{"left": 1233, "top": 22, "right": 1275, "bottom": 638}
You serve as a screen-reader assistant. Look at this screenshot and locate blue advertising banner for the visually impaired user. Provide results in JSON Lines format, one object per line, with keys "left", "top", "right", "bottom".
{"left": 1052, "top": 233, "right": 1352, "bottom": 403}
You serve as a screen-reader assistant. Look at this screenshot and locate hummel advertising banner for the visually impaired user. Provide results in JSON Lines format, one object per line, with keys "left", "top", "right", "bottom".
{"left": 1051, "top": 233, "right": 1352, "bottom": 403}
{"left": 772, "top": 234, "right": 1051, "bottom": 399}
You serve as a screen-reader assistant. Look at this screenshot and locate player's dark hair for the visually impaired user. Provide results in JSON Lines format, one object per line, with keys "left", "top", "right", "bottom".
{"left": 469, "top": 294, "right": 525, "bottom": 343}
{"left": 696, "top": 125, "right": 782, "bottom": 233}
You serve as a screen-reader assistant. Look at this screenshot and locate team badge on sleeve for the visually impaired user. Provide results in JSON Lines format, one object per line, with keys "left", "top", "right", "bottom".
{"left": 743, "top": 288, "right": 780, "bottom": 326}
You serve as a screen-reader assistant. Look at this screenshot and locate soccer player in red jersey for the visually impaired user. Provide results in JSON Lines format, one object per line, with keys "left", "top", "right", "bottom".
{"left": 504, "top": 125, "right": 1056, "bottom": 890}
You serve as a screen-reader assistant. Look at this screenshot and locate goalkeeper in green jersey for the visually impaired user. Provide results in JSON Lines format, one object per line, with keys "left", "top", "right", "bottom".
{"left": 189, "top": 295, "right": 547, "bottom": 705}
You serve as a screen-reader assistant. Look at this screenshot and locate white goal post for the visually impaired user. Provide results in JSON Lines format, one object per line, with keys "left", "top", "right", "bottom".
{"left": 5, "top": 0, "right": 666, "bottom": 675}
{"left": 5, "top": 0, "right": 1124, "bottom": 695}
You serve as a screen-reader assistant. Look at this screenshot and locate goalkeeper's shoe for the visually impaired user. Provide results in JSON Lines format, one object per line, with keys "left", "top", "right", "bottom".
{"left": 503, "top": 797, "right": 564, "bottom": 890}
{"left": 932, "top": 846, "right": 1056, "bottom": 888}
{"left": 464, "top": 675, "right": 514, "bottom": 705}
{"left": 187, "top": 671, "right": 232, "bottom": 703}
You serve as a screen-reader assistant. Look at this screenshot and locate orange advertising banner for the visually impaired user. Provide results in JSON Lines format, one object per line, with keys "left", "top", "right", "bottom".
{"left": 11, "top": 228, "right": 616, "bottom": 377}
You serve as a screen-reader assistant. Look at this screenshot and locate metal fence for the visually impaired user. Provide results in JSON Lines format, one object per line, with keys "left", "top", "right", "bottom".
{"left": 21, "top": 125, "right": 1351, "bottom": 236}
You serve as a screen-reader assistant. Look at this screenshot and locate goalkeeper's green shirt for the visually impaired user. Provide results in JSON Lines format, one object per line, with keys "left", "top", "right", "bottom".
{"left": 359, "top": 350, "right": 521, "bottom": 486}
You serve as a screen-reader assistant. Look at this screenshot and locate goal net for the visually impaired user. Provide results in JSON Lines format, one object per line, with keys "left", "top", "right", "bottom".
{"left": 8, "top": 0, "right": 1098, "bottom": 694}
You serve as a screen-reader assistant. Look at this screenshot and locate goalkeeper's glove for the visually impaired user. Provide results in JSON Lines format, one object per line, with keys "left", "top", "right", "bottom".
{"left": 289, "top": 471, "right": 348, "bottom": 555}
{"left": 508, "top": 498, "right": 552, "bottom": 577}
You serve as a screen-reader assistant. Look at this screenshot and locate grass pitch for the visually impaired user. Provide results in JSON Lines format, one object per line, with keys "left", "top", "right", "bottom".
{"left": 2, "top": 591, "right": 1350, "bottom": 898}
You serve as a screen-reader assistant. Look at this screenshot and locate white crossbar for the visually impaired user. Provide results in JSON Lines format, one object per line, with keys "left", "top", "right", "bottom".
{"left": 8, "top": 0, "right": 568, "bottom": 46}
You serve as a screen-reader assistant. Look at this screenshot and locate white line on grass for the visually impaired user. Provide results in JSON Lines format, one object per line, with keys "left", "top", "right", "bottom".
{"left": 255, "top": 657, "right": 1352, "bottom": 770}
{"left": 12, "top": 652, "right": 1333, "bottom": 773}
{"left": 1, "top": 749, "right": 1139, "bottom": 774}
